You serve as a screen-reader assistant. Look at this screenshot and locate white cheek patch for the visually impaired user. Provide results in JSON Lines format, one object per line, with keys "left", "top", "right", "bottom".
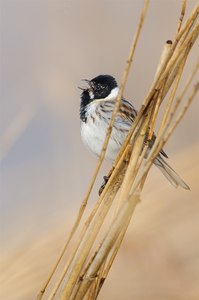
{"left": 105, "top": 86, "right": 119, "bottom": 100}
{"left": 93, "top": 86, "right": 120, "bottom": 103}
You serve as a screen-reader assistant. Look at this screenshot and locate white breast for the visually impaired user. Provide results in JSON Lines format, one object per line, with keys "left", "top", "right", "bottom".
{"left": 80, "top": 100, "right": 126, "bottom": 161}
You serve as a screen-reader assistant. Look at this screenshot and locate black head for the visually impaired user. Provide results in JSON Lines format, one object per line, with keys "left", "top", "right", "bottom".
{"left": 79, "top": 74, "right": 118, "bottom": 122}
{"left": 80, "top": 75, "right": 118, "bottom": 101}
{"left": 89, "top": 75, "right": 118, "bottom": 99}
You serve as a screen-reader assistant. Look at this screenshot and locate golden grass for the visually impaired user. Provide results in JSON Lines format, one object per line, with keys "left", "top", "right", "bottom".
{"left": 34, "top": 1, "right": 199, "bottom": 299}
{"left": 0, "top": 144, "right": 198, "bottom": 300}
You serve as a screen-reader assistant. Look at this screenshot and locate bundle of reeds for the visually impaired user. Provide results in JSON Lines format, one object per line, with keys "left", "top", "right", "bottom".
{"left": 37, "top": 1, "right": 199, "bottom": 299}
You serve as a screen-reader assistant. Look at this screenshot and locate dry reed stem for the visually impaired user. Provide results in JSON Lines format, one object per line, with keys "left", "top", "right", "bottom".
{"left": 147, "top": 84, "right": 165, "bottom": 140}
{"left": 153, "top": 40, "right": 173, "bottom": 82}
{"left": 84, "top": 96, "right": 165, "bottom": 296}
{"left": 90, "top": 260, "right": 106, "bottom": 300}
{"left": 89, "top": 190, "right": 143, "bottom": 297}
{"left": 71, "top": 5, "right": 199, "bottom": 298}
{"left": 58, "top": 161, "right": 130, "bottom": 300}
{"left": 72, "top": 195, "right": 140, "bottom": 300}
{"left": 167, "top": 59, "right": 199, "bottom": 120}
{"left": 175, "top": 4, "right": 198, "bottom": 51}
{"left": 65, "top": 19, "right": 196, "bottom": 299}
{"left": 63, "top": 4, "right": 197, "bottom": 300}
{"left": 59, "top": 3, "right": 149, "bottom": 299}
{"left": 100, "top": 67, "right": 199, "bottom": 295}
{"left": 85, "top": 137, "right": 150, "bottom": 297}
{"left": 111, "top": 4, "right": 198, "bottom": 173}
{"left": 95, "top": 228, "right": 127, "bottom": 295}
{"left": 48, "top": 159, "right": 128, "bottom": 299}
{"left": 37, "top": 2, "right": 149, "bottom": 299}
{"left": 71, "top": 65, "right": 198, "bottom": 299}
{"left": 79, "top": 68, "right": 194, "bottom": 296}
{"left": 162, "top": 83, "right": 198, "bottom": 146}
{"left": 77, "top": 0, "right": 149, "bottom": 206}
{"left": 132, "top": 80, "right": 198, "bottom": 196}
{"left": 157, "top": 62, "right": 199, "bottom": 147}
{"left": 160, "top": 24, "right": 199, "bottom": 99}
{"left": 158, "top": 45, "right": 191, "bottom": 136}
{"left": 49, "top": 132, "right": 134, "bottom": 299}
{"left": 175, "top": 0, "right": 186, "bottom": 36}
{"left": 37, "top": 2, "right": 198, "bottom": 300}
{"left": 116, "top": 103, "right": 154, "bottom": 209}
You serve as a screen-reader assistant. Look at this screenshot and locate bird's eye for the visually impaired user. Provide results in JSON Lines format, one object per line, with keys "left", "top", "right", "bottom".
{"left": 96, "top": 84, "right": 107, "bottom": 90}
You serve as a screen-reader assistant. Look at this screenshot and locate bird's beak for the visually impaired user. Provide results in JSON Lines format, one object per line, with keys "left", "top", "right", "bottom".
{"left": 78, "top": 86, "right": 86, "bottom": 91}
{"left": 80, "top": 79, "right": 94, "bottom": 94}
{"left": 81, "top": 79, "right": 92, "bottom": 87}
{"left": 78, "top": 79, "right": 91, "bottom": 91}
{"left": 81, "top": 79, "right": 90, "bottom": 83}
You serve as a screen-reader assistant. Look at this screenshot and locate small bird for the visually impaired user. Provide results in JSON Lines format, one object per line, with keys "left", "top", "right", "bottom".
{"left": 80, "top": 74, "right": 189, "bottom": 190}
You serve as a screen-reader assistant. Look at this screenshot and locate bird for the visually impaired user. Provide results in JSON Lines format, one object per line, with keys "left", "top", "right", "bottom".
{"left": 79, "top": 74, "right": 190, "bottom": 190}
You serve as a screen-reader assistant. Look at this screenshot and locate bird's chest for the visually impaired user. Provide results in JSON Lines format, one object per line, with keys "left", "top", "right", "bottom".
{"left": 80, "top": 111, "right": 109, "bottom": 157}
{"left": 80, "top": 101, "right": 126, "bottom": 161}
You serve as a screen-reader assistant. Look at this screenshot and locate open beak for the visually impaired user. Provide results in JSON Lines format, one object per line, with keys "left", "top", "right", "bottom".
{"left": 78, "top": 86, "right": 86, "bottom": 91}
{"left": 79, "top": 79, "right": 93, "bottom": 92}
{"left": 81, "top": 79, "right": 90, "bottom": 84}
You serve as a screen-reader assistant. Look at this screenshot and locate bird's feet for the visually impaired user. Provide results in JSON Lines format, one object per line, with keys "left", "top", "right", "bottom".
{"left": 99, "top": 175, "right": 110, "bottom": 195}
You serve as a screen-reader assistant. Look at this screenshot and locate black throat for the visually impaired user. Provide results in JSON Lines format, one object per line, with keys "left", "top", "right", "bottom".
{"left": 80, "top": 90, "right": 91, "bottom": 122}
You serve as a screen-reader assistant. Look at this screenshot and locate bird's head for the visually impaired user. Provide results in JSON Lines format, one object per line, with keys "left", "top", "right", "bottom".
{"left": 80, "top": 74, "right": 119, "bottom": 106}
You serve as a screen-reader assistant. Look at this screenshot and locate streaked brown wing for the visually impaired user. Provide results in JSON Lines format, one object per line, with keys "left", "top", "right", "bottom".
{"left": 118, "top": 99, "right": 137, "bottom": 123}
{"left": 119, "top": 99, "right": 168, "bottom": 158}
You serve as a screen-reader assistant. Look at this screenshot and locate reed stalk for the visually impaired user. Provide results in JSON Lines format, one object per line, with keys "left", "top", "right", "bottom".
{"left": 37, "top": 2, "right": 199, "bottom": 299}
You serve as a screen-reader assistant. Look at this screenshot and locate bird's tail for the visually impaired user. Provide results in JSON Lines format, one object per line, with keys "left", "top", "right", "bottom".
{"left": 154, "top": 155, "right": 190, "bottom": 190}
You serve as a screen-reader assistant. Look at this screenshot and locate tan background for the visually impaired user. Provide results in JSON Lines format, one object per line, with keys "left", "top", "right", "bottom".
{"left": 0, "top": 1, "right": 198, "bottom": 299}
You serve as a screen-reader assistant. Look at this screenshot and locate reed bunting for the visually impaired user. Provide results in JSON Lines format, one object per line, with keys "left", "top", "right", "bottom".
{"left": 80, "top": 74, "right": 189, "bottom": 190}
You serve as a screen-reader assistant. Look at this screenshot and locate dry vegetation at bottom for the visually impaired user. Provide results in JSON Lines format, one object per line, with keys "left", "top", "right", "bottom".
{"left": 0, "top": 144, "right": 198, "bottom": 300}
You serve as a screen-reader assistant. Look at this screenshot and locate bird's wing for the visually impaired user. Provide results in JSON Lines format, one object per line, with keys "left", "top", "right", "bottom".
{"left": 118, "top": 99, "right": 168, "bottom": 158}
{"left": 118, "top": 99, "right": 138, "bottom": 123}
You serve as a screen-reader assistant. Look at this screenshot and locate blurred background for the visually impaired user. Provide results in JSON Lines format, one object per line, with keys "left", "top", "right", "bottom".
{"left": 0, "top": 1, "right": 198, "bottom": 299}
